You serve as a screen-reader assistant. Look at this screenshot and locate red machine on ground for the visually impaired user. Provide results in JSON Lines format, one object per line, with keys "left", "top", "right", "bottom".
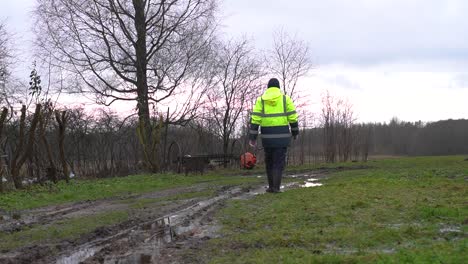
{"left": 240, "top": 152, "right": 256, "bottom": 169}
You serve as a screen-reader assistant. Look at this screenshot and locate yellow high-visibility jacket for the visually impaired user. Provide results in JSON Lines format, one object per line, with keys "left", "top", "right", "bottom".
{"left": 249, "top": 87, "right": 299, "bottom": 148}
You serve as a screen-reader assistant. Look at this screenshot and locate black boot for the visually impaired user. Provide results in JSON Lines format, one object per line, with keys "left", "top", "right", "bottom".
{"left": 272, "top": 170, "right": 282, "bottom": 193}
{"left": 266, "top": 172, "right": 273, "bottom": 192}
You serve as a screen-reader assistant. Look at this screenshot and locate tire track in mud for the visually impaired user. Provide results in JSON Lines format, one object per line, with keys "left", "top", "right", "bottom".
{"left": 56, "top": 185, "right": 253, "bottom": 264}
{"left": 0, "top": 185, "right": 208, "bottom": 233}
{"left": 0, "top": 172, "right": 326, "bottom": 264}
{"left": 63, "top": 172, "right": 324, "bottom": 264}
{"left": 0, "top": 198, "right": 204, "bottom": 264}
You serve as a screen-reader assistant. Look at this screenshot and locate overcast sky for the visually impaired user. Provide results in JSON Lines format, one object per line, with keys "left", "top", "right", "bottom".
{"left": 1, "top": 0, "right": 468, "bottom": 122}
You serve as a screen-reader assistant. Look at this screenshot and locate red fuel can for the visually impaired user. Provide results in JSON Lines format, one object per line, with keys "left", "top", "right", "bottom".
{"left": 240, "top": 152, "right": 256, "bottom": 169}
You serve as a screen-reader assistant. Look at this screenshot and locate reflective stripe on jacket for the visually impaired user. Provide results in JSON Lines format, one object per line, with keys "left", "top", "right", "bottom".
{"left": 249, "top": 87, "right": 299, "bottom": 148}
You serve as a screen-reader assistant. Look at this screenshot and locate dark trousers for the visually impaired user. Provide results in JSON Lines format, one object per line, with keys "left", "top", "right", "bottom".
{"left": 264, "top": 147, "right": 287, "bottom": 191}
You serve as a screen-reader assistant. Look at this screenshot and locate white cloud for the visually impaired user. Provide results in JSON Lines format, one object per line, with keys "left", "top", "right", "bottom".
{"left": 0, "top": 0, "right": 36, "bottom": 78}
{"left": 2, "top": 0, "right": 467, "bottom": 122}
{"left": 222, "top": 0, "right": 468, "bottom": 122}
{"left": 223, "top": 0, "right": 468, "bottom": 64}
{"left": 302, "top": 62, "right": 468, "bottom": 123}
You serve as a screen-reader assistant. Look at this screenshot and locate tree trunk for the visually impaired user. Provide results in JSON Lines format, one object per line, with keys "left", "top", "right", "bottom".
{"left": 0, "top": 107, "right": 8, "bottom": 192}
{"left": 39, "top": 111, "right": 58, "bottom": 183}
{"left": 222, "top": 136, "right": 229, "bottom": 168}
{"left": 55, "top": 110, "right": 69, "bottom": 182}
{"left": 11, "top": 104, "right": 42, "bottom": 189}
{"left": 133, "top": 0, "right": 156, "bottom": 172}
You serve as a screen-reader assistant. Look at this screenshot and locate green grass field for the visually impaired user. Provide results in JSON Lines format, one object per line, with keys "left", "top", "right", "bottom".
{"left": 201, "top": 156, "right": 467, "bottom": 263}
{"left": 1, "top": 156, "right": 466, "bottom": 262}
{"left": 0, "top": 173, "right": 261, "bottom": 211}
{"left": 0, "top": 161, "right": 363, "bottom": 211}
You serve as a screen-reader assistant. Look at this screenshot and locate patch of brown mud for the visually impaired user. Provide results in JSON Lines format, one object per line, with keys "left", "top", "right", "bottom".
{"left": 60, "top": 186, "right": 249, "bottom": 264}
{"left": 0, "top": 198, "right": 204, "bottom": 264}
{"left": 0, "top": 171, "right": 329, "bottom": 264}
{"left": 88, "top": 173, "right": 326, "bottom": 264}
{"left": 156, "top": 204, "right": 222, "bottom": 264}
{"left": 154, "top": 173, "right": 328, "bottom": 264}
{"left": 0, "top": 184, "right": 212, "bottom": 233}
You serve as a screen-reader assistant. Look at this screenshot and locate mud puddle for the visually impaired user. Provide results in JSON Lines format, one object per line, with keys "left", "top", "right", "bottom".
{"left": 1, "top": 172, "right": 325, "bottom": 264}
{"left": 285, "top": 172, "right": 325, "bottom": 189}
{"left": 0, "top": 185, "right": 209, "bottom": 233}
{"left": 51, "top": 186, "right": 246, "bottom": 264}
{"left": 301, "top": 178, "right": 323, "bottom": 188}
{"left": 81, "top": 173, "right": 324, "bottom": 264}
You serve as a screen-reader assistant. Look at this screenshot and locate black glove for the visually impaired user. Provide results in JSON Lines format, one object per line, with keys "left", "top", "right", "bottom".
{"left": 292, "top": 130, "right": 299, "bottom": 140}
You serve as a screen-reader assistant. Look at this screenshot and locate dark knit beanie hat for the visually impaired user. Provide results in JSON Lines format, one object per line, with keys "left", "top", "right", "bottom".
{"left": 267, "top": 78, "right": 280, "bottom": 88}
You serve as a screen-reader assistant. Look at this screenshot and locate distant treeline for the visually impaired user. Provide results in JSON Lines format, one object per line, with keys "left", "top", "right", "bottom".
{"left": 285, "top": 118, "right": 468, "bottom": 165}
{"left": 0, "top": 106, "right": 229, "bottom": 190}
{"left": 370, "top": 118, "right": 468, "bottom": 156}
{"left": 1, "top": 103, "right": 467, "bottom": 191}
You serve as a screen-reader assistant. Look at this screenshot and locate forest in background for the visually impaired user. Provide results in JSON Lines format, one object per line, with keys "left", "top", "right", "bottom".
{"left": 1, "top": 99, "right": 467, "bottom": 191}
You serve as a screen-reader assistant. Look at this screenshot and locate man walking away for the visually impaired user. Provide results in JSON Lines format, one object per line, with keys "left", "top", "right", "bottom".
{"left": 249, "top": 78, "right": 299, "bottom": 193}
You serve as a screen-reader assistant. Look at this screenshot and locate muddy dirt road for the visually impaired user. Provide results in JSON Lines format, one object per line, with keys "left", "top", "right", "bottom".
{"left": 0, "top": 172, "right": 325, "bottom": 264}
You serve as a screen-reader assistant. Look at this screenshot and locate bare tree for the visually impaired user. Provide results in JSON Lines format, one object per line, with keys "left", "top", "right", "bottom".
{"left": 336, "top": 100, "right": 355, "bottom": 162}
{"left": 0, "top": 21, "right": 14, "bottom": 109}
{"left": 0, "top": 107, "right": 8, "bottom": 192}
{"left": 352, "top": 124, "right": 372, "bottom": 162}
{"left": 9, "top": 104, "right": 42, "bottom": 189}
{"left": 320, "top": 91, "right": 358, "bottom": 163}
{"left": 0, "top": 22, "right": 11, "bottom": 190}
{"left": 205, "top": 38, "right": 262, "bottom": 163}
{"left": 266, "top": 28, "right": 313, "bottom": 100}
{"left": 38, "top": 101, "right": 58, "bottom": 183}
{"left": 34, "top": 0, "right": 218, "bottom": 171}
{"left": 0, "top": 21, "right": 10, "bottom": 73}
{"left": 321, "top": 91, "right": 336, "bottom": 163}
{"left": 55, "top": 109, "right": 69, "bottom": 182}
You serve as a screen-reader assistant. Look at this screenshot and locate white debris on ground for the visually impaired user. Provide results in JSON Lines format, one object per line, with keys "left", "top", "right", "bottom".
{"left": 439, "top": 226, "right": 462, "bottom": 233}
{"left": 301, "top": 178, "right": 323, "bottom": 188}
{"left": 21, "top": 179, "right": 35, "bottom": 185}
{"left": 288, "top": 174, "right": 305, "bottom": 178}
{"left": 302, "top": 182, "right": 323, "bottom": 187}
